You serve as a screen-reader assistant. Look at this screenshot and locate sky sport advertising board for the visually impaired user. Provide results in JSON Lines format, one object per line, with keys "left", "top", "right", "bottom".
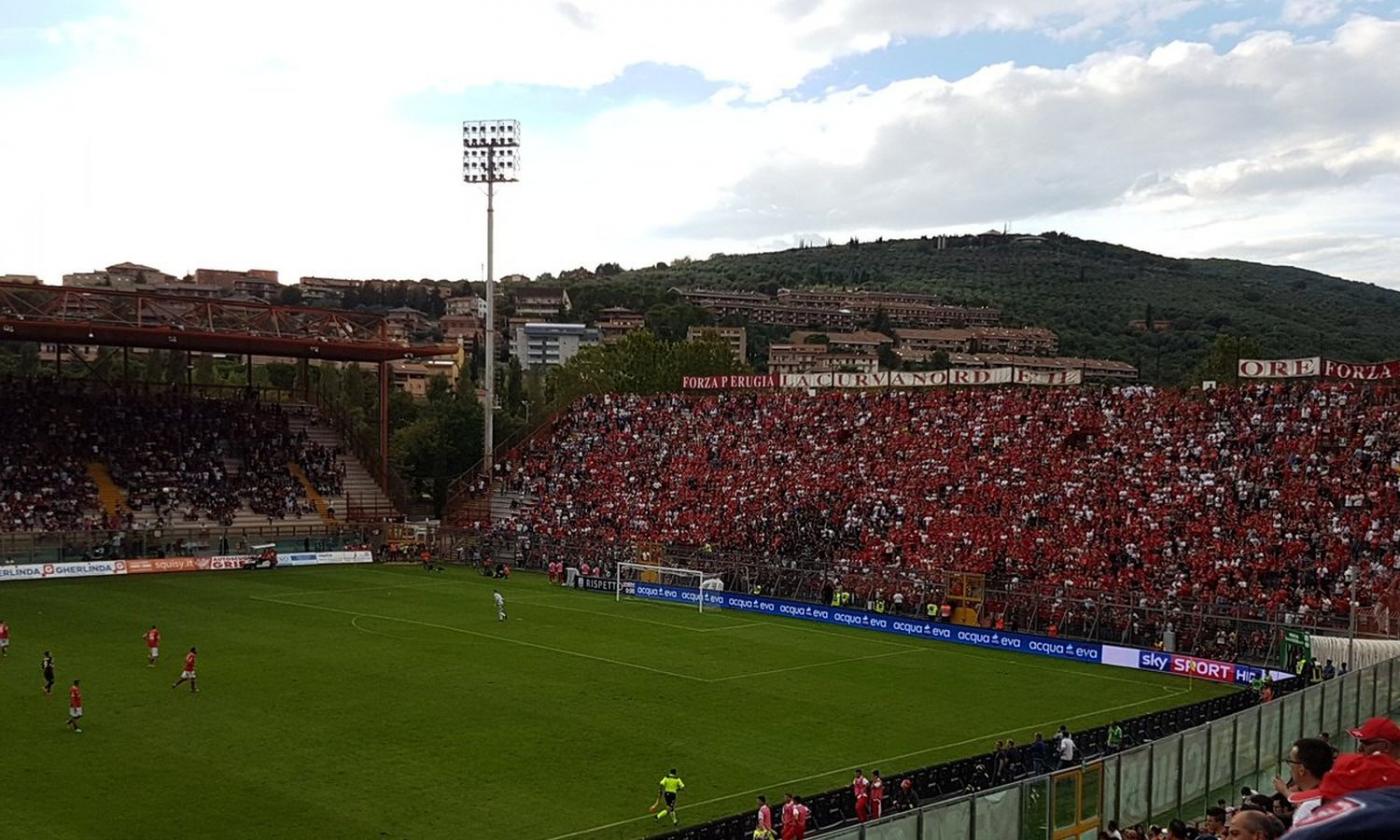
{"left": 587, "top": 578, "right": 1293, "bottom": 683}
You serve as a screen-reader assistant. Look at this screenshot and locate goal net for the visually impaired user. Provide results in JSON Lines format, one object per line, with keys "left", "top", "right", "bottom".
{"left": 616, "top": 562, "right": 724, "bottom": 613}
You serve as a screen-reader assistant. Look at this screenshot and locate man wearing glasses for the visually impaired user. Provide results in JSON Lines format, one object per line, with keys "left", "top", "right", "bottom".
{"left": 1277, "top": 737, "right": 1335, "bottom": 822}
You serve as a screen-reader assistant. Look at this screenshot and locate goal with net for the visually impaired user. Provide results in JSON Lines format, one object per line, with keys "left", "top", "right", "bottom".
{"left": 615, "top": 562, "right": 725, "bottom": 613}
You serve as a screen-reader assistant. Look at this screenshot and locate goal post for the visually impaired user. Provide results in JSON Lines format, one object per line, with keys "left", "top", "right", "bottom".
{"left": 616, "top": 562, "right": 724, "bottom": 613}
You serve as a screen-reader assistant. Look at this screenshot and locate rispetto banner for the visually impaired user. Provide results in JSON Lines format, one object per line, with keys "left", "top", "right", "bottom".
{"left": 583, "top": 578, "right": 1293, "bottom": 682}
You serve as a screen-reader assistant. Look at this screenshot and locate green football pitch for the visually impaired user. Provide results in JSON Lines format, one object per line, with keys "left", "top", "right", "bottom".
{"left": 0, "top": 565, "right": 1232, "bottom": 839}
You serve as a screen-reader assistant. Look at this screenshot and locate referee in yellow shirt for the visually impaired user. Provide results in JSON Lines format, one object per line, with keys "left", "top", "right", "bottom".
{"left": 654, "top": 768, "right": 685, "bottom": 825}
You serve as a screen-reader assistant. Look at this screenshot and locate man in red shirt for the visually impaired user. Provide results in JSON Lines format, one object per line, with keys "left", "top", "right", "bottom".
{"left": 779, "top": 794, "right": 798, "bottom": 840}
{"left": 67, "top": 679, "right": 83, "bottom": 733}
{"left": 793, "top": 796, "right": 811, "bottom": 839}
{"left": 753, "top": 794, "right": 773, "bottom": 839}
{"left": 870, "top": 769, "right": 885, "bottom": 819}
{"left": 171, "top": 646, "right": 198, "bottom": 693}
{"left": 143, "top": 625, "right": 160, "bottom": 667}
{"left": 0, "top": 618, "right": 9, "bottom": 657}
{"left": 852, "top": 769, "right": 870, "bottom": 822}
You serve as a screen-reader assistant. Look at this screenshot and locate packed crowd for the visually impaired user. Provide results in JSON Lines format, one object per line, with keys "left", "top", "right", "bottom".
{"left": 0, "top": 380, "right": 345, "bottom": 531}
{"left": 511, "top": 383, "right": 1400, "bottom": 626}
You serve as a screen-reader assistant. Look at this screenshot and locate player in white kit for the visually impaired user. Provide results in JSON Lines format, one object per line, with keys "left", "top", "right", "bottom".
{"left": 493, "top": 590, "right": 507, "bottom": 622}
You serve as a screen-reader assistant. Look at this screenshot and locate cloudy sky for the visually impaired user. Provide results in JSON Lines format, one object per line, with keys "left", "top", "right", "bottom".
{"left": 2, "top": 0, "right": 1398, "bottom": 288}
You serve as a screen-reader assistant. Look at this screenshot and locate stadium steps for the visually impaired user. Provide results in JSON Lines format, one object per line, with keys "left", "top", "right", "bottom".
{"left": 284, "top": 410, "right": 397, "bottom": 520}
{"left": 86, "top": 462, "right": 129, "bottom": 519}
{"left": 287, "top": 462, "right": 338, "bottom": 525}
{"left": 490, "top": 490, "right": 536, "bottom": 524}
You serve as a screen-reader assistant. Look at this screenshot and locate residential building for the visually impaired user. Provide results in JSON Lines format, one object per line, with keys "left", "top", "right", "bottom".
{"left": 445, "top": 295, "right": 487, "bottom": 318}
{"left": 789, "top": 329, "right": 893, "bottom": 355}
{"left": 390, "top": 358, "right": 460, "bottom": 398}
{"left": 440, "top": 314, "right": 481, "bottom": 347}
{"left": 687, "top": 325, "right": 747, "bottom": 363}
{"left": 676, "top": 288, "right": 999, "bottom": 331}
{"left": 512, "top": 323, "right": 600, "bottom": 370}
{"left": 0, "top": 274, "right": 41, "bottom": 285}
{"left": 768, "top": 344, "right": 879, "bottom": 376}
{"left": 776, "top": 289, "right": 941, "bottom": 307}
{"left": 597, "top": 307, "right": 646, "bottom": 344}
{"left": 894, "top": 328, "right": 975, "bottom": 354}
{"left": 967, "top": 327, "right": 1058, "bottom": 355}
{"left": 510, "top": 286, "right": 571, "bottom": 320}
{"left": 63, "top": 262, "right": 178, "bottom": 290}
{"left": 384, "top": 307, "right": 431, "bottom": 343}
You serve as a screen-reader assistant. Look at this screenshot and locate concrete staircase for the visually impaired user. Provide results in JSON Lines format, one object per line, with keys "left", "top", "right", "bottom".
{"left": 288, "top": 462, "right": 337, "bottom": 525}
{"left": 86, "top": 462, "right": 128, "bottom": 520}
{"left": 490, "top": 489, "right": 536, "bottom": 525}
{"left": 287, "top": 411, "right": 396, "bottom": 521}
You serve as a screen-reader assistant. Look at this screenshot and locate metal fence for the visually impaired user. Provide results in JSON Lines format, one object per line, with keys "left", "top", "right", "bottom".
{"left": 829, "top": 658, "right": 1400, "bottom": 840}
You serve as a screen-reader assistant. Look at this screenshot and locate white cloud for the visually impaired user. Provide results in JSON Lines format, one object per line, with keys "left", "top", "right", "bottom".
{"left": 1281, "top": 0, "right": 1343, "bottom": 26}
{"left": 1207, "top": 18, "right": 1258, "bottom": 39}
{"left": 0, "top": 3, "right": 1398, "bottom": 289}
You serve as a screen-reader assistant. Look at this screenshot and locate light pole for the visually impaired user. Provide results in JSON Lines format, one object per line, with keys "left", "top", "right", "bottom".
{"left": 463, "top": 119, "right": 520, "bottom": 481}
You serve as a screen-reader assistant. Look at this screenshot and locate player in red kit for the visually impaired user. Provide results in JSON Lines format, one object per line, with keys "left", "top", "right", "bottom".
{"left": 171, "top": 646, "right": 198, "bottom": 693}
{"left": 793, "top": 796, "right": 811, "bottom": 839}
{"left": 869, "top": 770, "right": 885, "bottom": 819}
{"left": 753, "top": 795, "right": 774, "bottom": 840}
{"left": 67, "top": 679, "right": 83, "bottom": 733}
{"left": 852, "top": 769, "right": 870, "bottom": 822}
{"left": 780, "top": 794, "right": 798, "bottom": 840}
{"left": 143, "top": 625, "right": 160, "bottom": 667}
{"left": 0, "top": 618, "right": 9, "bottom": 657}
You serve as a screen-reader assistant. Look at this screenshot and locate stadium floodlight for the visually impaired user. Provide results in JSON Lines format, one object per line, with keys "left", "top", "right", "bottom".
{"left": 463, "top": 118, "right": 520, "bottom": 479}
{"left": 616, "top": 562, "right": 724, "bottom": 613}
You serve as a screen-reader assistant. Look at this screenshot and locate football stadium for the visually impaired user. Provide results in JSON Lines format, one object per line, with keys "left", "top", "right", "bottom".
{"left": 7, "top": 7, "right": 1400, "bottom": 840}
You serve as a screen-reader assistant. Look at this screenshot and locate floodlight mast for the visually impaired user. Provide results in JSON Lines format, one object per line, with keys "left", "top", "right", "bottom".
{"left": 463, "top": 119, "right": 520, "bottom": 481}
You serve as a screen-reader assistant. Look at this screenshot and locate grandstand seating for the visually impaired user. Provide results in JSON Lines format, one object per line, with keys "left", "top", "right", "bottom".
{"left": 511, "top": 383, "right": 1400, "bottom": 625}
{"left": 0, "top": 380, "right": 388, "bottom": 532}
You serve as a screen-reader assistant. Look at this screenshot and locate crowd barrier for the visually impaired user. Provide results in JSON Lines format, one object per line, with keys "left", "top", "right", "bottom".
{"left": 635, "top": 622, "right": 1399, "bottom": 840}
{"left": 808, "top": 658, "right": 1400, "bottom": 840}
{"left": 0, "top": 550, "right": 371, "bottom": 583}
{"left": 594, "top": 579, "right": 1293, "bottom": 686}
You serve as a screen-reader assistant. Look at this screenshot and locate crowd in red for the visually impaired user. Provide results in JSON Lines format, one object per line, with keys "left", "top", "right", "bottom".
{"left": 0, "top": 381, "right": 344, "bottom": 531}
{"left": 512, "top": 383, "right": 1400, "bottom": 625}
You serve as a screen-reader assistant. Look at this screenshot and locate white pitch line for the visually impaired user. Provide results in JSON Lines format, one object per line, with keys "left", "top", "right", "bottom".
{"left": 708, "top": 647, "right": 924, "bottom": 683}
{"left": 255, "top": 579, "right": 462, "bottom": 598}
{"left": 508, "top": 595, "right": 763, "bottom": 634}
{"left": 536, "top": 685, "right": 1192, "bottom": 840}
{"left": 251, "top": 595, "right": 711, "bottom": 683}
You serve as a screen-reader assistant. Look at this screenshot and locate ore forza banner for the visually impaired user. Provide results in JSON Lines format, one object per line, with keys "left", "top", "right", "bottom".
{"left": 1238, "top": 358, "right": 1400, "bottom": 380}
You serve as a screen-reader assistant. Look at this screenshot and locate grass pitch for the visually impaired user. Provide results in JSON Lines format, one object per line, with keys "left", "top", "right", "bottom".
{"left": 0, "top": 565, "right": 1231, "bottom": 839}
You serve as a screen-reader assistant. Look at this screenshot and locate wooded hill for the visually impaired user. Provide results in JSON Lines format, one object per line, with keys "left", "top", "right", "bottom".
{"left": 558, "top": 232, "right": 1400, "bottom": 384}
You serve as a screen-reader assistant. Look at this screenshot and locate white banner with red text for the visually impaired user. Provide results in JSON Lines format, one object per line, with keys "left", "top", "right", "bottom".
{"left": 683, "top": 368, "right": 1081, "bottom": 390}
{"left": 1238, "top": 358, "right": 1400, "bottom": 380}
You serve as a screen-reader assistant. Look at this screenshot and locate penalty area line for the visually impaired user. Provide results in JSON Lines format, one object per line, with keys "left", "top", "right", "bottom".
{"left": 251, "top": 594, "right": 711, "bottom": 684}
{"left": 536, "top": 686, "right": 1190, "bottom": 840}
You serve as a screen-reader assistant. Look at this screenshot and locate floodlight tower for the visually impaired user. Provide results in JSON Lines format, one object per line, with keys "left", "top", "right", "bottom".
{"left": 463, "top": 119, "right": 520, "bottom": 480}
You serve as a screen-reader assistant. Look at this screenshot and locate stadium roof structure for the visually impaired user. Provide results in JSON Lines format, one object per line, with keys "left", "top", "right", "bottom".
{"left": 0, "top": 281, "right": 456, "bottom": 363}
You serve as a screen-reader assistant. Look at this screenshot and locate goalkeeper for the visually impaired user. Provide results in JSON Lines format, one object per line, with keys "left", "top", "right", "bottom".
{"left": 653, "top": 769, "right": 685, "bottom": 826}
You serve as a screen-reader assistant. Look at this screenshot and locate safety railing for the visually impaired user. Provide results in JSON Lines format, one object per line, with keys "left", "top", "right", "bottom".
{"left": 771, "top": 658, "right": 1400, "bottom": 840}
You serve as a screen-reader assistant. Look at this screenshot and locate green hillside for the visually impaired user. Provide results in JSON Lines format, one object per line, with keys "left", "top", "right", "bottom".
{"left": 559, "top": 233, "right": 1400, "bottom": 384}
